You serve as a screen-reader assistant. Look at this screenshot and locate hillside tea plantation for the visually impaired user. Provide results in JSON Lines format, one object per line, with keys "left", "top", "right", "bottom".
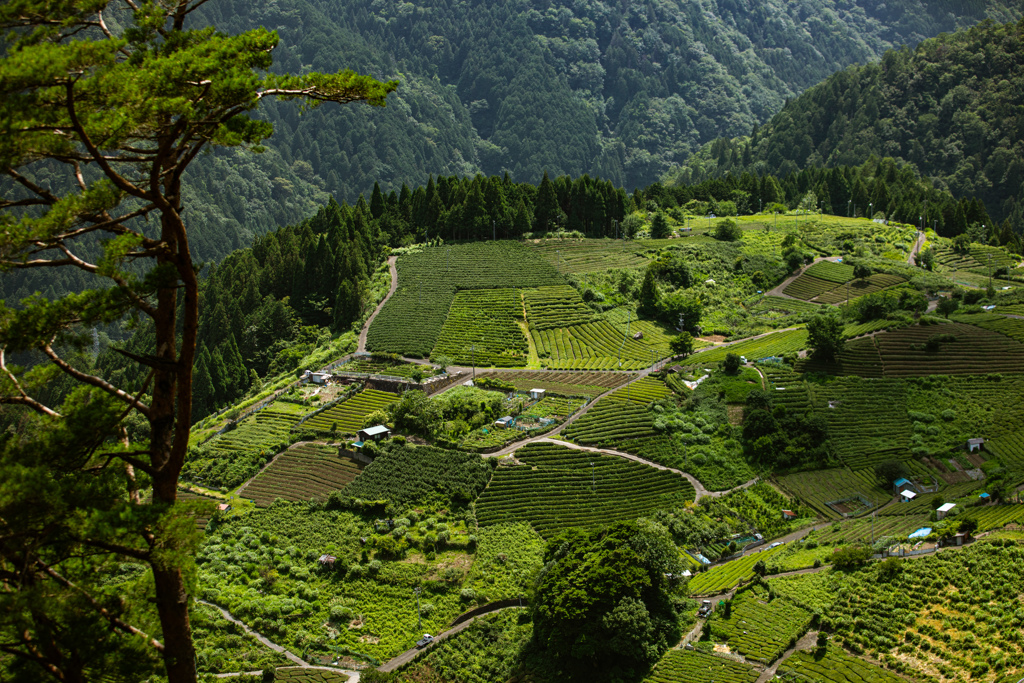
{"left": 184, "top": 403, "right": 305, "bottom": 489}
{"left": 239, "top": 443, "right": 363, "bottom": 507}
{"left": 340, "top": 443, "right": 493, "bottom": 508}
{"left": 643, "top": 649, "right": 759, "bottom": 683}
{"left": 708, "top": 587, "right": 812, "bottom": 664}
{"left": 366, "top": 242, "right": 563, "bottom": 357}
{"left": 475, "top": 442, "right": 696, "bottom": 537}
{"left": 431, "top": 288, "right": 529, "bottom": 366}
{"left": 301, "top": 389, "right": 399, "bottom": 434}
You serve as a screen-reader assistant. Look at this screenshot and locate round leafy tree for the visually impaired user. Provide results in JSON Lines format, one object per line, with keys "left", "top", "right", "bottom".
{"left": 531, "top": 521, "right": 685, "bottom": 681}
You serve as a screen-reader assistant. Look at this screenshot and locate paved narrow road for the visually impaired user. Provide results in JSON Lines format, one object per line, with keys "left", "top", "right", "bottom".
{"left": 358, "top": 255, "right": 398, "bottom": 353}
{"left": 908, "top": 230, "right": 925, "bottom": 266}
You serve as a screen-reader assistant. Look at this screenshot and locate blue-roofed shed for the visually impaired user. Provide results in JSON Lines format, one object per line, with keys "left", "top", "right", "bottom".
{"left": 893, "top": 478, "right": 915, "bottom": 494}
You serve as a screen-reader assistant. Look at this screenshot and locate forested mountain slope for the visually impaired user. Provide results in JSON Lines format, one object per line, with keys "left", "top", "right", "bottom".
{"left": 668, "top": 18, "right": 1024, "bottom": 238}
{"left": 198, "top": 0, "right": 1021, "bottom": 197}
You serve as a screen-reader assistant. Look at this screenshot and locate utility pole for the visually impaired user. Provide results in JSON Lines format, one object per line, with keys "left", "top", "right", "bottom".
{"left": 471, "top": 343, "right": 476, "bottom": 382}
{"left": 493, "top": 219, "right": 496, "bottom": 242}
{"left": 847, "top": 199, "right": 851, "bottom": 217}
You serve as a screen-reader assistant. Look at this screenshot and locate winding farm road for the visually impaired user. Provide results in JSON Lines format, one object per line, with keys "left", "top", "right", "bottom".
{"left": 908, "top": 230, "right": 926, "bottom": 266}
{"left": 358, "top": 255, "right": 398, "bottom": 353}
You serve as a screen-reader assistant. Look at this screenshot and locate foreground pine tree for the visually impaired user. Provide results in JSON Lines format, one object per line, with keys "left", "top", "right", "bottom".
{"left": 0, "top": 3, "right": 396, "bottom": 681}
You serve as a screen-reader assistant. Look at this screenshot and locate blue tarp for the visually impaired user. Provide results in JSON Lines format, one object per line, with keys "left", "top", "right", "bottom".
{"left": 909, "top": 527, "right": 932, "bottom": 539}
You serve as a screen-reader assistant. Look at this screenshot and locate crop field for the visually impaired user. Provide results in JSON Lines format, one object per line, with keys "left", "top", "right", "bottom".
{"left": 475, "top": 442, "right": 695, "bottom": 537}
{"left": 341, "top": 443, "right": 493, "bottom": 508}
{"left": 935, "top": 244, "right": 1019, "bottom": 271}
{"left": 334, "top": 356, "right": 432, "bottom": 378}
{"left": 523, "top": 285, "right": 595, "bottom": 330}
{"left": 751, "top": 295, "right": 825, "bottom": 316}
{"left": 186, "top": 403, "right": 305, "bottom": 489}
{"left": 528, "top": 239, "right": 650, "bottom": 273}
{"left": 775, "top": 468, "right": 893, "bottom": 520}
{"left": 177, "top": 491, "right": 218, "bottom": 530}
{"left": 797, "top": 335, "right": 885, "bottom": 377}
{"left": 823, "top": 539, "right": 1024, "bottom": 682}
{"left": 687, "top": 544, "right": 788, "bottom": 595}
{"left": 644, "top": 650, "right": 759, "bottom": 683}
{"left": 811, "top": 377, "right": 911, "bottom": 469}
{"left": 767, "top": 572, "right": 841, "bottom": 613}
{"left": 784, "top": 273, "right": 845, "bottom": 300}
{"left": 986, "top": 433, "right": 1024, "bottom": 471}
{"left": 431, "top": 288, "right": 528, "bottom": 367}
{"left": 866, "top": 322, "right": 1024, "bottom": 376}
{"left": 523, "top": 395, "right": 585, "bottom": 419}
{"left": 366, "top": 241, "right": 563, "bottom": 356}
{"left": 563, "top": 396, "right": 660, "bottom": 452}
{"left": 301, "top": 389, "right": 399, "bottom": 434}
{"left": 761, "top": 365, "right": 811, "bottom": 412}
{"left": 805, "top": 260, "right": 855, "bottom": 283}
{"left": 604, "top": 306, "right": 677, "bottom": 350}
{"left": 842, "top": 318, "right": 901, "bottom": 338}
{"left": 962, "top": 504, "right": 1024, "bottom": 532}
{"left": 813, "top": 513, "right": 933, "bottom": 544}
{"left": 533, "top": 319, "right": 667, "bottom": 370}
{"left": 877, "top": 481, "right": 982, "bottom": 517}
{"left": 952, "top": 312, "right": 1024, "bottom": 344}
{"left": 613, "top": 377, "right": 673, "bottom": 404}
{"left": 474, "top": 370, "right": 635, "bottom": 397}
{"left": 239, "top": 443, "right": 364, "bottom": 507}
{"left": 779, "top": 645, "right": 906, "bottom": 683}
{"left": 273, "top": 668, "right": 349, "bottom": 683}
{"left": 685, "top": 329, "right": 809, "bottom": 364}
{"left": 708, "top": 588, "right": 812, "bottom": 664}
{"left": 814, "top": 273, "right": 906, "bottom": 304}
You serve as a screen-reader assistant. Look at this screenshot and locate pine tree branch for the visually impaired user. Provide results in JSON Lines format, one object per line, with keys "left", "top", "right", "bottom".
{"left": 64, "top": 81, "right": 148, "bottom": 201}
{"left": 36, "top": 560, "right": 165, "bottom": 653}
{"left": 0, "top": 348, "right": 60, "bottom": 418}
{"left": 41, "top": 344, "right": 151, "bottom": 419}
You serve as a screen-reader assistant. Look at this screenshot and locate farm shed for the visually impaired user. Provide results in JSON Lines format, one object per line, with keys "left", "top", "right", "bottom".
{"left": 967, "top": 438, "right": 985, "bottom": 452}
{"left": 893, "top": 478, "right": 916, "bottom": 494}
{"left": 900, "top": 490, "right": 917, "bottom": 502}
{"left": 318, "top": 554, "right": 336, "bottom": 568}
{"left": 936, "top": 503, "right": 956, "bottom": 520}
{"left": 217, "top": 503, "right": 231, "bottom": 512}
{"left": 494, "top": 416, "right": 514, "bottom": 428}
{"left": 979, "top": 492, "right": 991, "bottom": 502}
{"left": 353, "top": 425, "right": 391, "bottom": 449}
{"left": 782, "top": 509, "right": 798, "bottom": 520}
{"left": 303, "top": 370, "right": 330, "bottom": 385}
{"left": 529, "top": 388, "right": 546, "bottom": 400}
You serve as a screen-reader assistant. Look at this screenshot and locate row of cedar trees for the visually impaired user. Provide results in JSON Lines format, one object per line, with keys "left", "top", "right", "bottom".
{"left": 100, "top": 160, "right": 973, "bottom": 421}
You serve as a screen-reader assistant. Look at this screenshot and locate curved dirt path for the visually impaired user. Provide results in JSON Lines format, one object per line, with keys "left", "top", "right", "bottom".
{"left": 378, "top": 606, "right": 526, "bottom": 673}
{"left": 358, "top": 255, "right": 398, "bottom": 353}
{"left": 765, "top": 257, "right": 829, "bottom": 300}
{"left": 908, "top": 230, "right": 925, "bottom": 266}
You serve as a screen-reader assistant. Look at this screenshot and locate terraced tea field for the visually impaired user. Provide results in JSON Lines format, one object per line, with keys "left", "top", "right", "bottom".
{"left": 779, "top": 646, "right": 906, "bottom": 683}
{"left": 812, "top": 513, "right": 931, "bottom": 544}
{"left": 534, "top": 319, "right": 667, "bottom": 370}
{"left": 523, "top": 285, "right": 596, "bottom": 330}
{"left": 431, "top": 288, "right": 528, "bottom": 367}
{"left": 811, "top": 377, "right": 911, "bottom": 469}
{"left": 239, "top": 443, "right": 364, "bottom": 507}
{"left": 796, "top": 335, "right": 885, "bottom": 377}
{"left": 784, "top": 274, "right": 846, "bottom": 301}
{"left": 614, "top": 377, "right": 673, "bottom": 404}
{"left": 814, "top": 273, "right": 905, "bottom": 304}
{"left": 474, "top": 370, "right": 635, "bottom": 397}
{"left": 804, "top": 260, "right": 855, "bottom": 283}
{"left": 709, "top": 589, "right": 812, "bottom": 663}
{"left": 687, "top": 544, "right": 789, "bottom": 595}
{"left": 962, "top": 504, "right": 1024, "bottom": 532}
{"left": 605, "top": 306, "right": 677, "bottom": 349}
{"left": 686, "top": 329, "right": 808, "bottom": 364}
{"left": 366, "top": 241, "right": 563, "bottom": 356}
{"left": 751, "top": 295, "right": 824, "bottom": 315}
{"left": 775, "top": 468, "right": 894, "bottom": 520}
{"left": 187, "top": 403, "right": 306, "bottom": 488}
{"left": 952, "top": 312, "right": 1024, "bottom": 344}
{"left": 301, "top": 389, "right": 399, "bottom": 434}
{"left": 529, "top": 239, "right": 650, "bottom": 273}
{"left": 475, "top": 442, "right": 695, "bottom": 537}
{"left": 644, "top": 650, "right": 758, "bottom": 683}
{"left": 869, "top": 322, "right": 1024, "bottom": 376}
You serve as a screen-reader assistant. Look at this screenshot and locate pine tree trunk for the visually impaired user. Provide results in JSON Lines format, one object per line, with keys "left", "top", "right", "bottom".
{"left": 148, "top": 200, "right": 200, "bottom": 683}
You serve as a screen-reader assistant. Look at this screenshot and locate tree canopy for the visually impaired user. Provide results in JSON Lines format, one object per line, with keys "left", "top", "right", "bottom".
{"left": 531, "top": 521, "right": 685, "bottom": 681}
{"left": 0, "top": 2, "right": 394, "bottom": 681}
